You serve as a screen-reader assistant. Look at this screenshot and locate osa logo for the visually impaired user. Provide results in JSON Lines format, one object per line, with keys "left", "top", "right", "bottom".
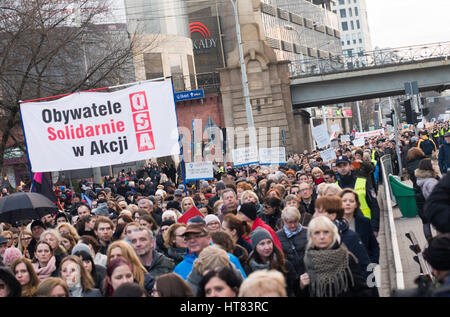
{"left": 189, "top": 22, "right": 211, "bottom": 38}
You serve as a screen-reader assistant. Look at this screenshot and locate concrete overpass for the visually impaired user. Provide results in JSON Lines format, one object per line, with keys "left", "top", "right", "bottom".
{"left": 290, "top": 43, "right": 450, "bottom": 108}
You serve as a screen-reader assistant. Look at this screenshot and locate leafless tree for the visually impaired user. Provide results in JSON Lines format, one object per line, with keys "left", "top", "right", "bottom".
{"left": 0, "top": 0, "right": 154, "bottom": 175}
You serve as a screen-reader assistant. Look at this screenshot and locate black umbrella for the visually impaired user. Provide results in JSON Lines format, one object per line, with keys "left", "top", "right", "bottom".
{"left": 0, "top": 192, "right": 58, "bottom": 223}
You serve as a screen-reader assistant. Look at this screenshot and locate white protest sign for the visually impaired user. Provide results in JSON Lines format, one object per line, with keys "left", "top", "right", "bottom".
{"left": 20, "top": 79, "right": 180, "bottom": 172}
{"left": 341, "top": 135, "right": 350, "bottom": 142}
{"left": 320, "top": 148, "right": 337, "bottom": 162}
{"left": 259, "top": 147, "right": 286, "bottom": 165}
{"left": 232, "top": 147, "right": 259, "bottom": 166}
{"left": 185, "top": 161, "right": 214, "bottom": 181}
{"left": 353, "top": 138, "right": 365, "bottom": 147}
{"left": 311, "top": 124, "right": 331, "bottom": 149}
{"left": 355, "top": 128, "right": 384, "bottom": 139}
{"left": 331, "top": 123, "right": 341, "bottom": 133}
{"left": 389, "top": 134, "right": 395, "bottom": 140}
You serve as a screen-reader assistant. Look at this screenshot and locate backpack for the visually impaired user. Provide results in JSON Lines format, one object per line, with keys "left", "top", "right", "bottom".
{"left": 420, "top": 140, "right": 434, "bottom": 155}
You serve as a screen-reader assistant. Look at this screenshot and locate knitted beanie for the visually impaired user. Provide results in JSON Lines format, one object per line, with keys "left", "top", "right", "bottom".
{"left": 238, "top": 202, "right": 258, "bottom": 221}
{"left": 250, "top": 227, "right": 273, "bottom": 250}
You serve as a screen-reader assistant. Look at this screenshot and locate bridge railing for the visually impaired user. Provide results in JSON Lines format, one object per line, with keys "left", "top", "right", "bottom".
{"left": 290, "top": 41, "right": 450, "bottom": 78}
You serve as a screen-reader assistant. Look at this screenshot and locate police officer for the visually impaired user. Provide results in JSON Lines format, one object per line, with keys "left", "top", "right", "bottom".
{"left": 432, "top": 125, "right": 441, "bottom": 146}
{"left": 335, "top": 155, "right": 380, "bottom": 236}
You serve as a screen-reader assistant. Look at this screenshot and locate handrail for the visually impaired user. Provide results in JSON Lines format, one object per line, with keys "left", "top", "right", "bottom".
{"left": 380, "top": 159, "right": 405, "bottom": 290}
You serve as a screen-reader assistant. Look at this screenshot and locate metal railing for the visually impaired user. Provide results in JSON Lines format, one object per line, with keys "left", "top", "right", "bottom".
{"left": 290, "top": 41, "right": 450, "bottom": 78}
{"left": 380, "top": 154, "right": 405, "bottom": 291}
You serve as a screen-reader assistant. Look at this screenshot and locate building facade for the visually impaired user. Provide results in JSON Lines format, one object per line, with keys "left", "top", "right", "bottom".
{"left": 332, "top": 0, "right": 373, "bottom": 62}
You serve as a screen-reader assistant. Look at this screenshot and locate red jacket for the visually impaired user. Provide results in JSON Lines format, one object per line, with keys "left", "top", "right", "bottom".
{"left": 243, "top": 217, "right": 282, "bottom": 250}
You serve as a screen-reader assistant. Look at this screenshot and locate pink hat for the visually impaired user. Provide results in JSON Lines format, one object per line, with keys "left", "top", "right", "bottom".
{"left": 3, "top": 247, "right": 23, "bottom": 266}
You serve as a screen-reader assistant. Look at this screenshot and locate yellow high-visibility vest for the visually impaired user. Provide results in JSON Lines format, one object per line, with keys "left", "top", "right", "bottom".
{"left": 336, "top": 177, "right": 371, "bottom": 219}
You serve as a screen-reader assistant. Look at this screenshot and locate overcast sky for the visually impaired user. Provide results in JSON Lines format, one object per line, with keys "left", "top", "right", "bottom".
{"left": 365, "top": 0, "right": 450, "bottom": 49}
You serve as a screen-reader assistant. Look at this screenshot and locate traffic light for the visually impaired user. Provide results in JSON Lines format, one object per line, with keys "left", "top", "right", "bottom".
{"left": 399, "top": 99, "right": 420, "bottom": 124}
{"left": 385, "top": 110, "right": 395, "bottom": 126}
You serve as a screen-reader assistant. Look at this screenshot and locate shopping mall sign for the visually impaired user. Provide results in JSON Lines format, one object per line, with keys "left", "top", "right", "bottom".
{"left": 189, "top": 20, "right": 219, "bottom": 54}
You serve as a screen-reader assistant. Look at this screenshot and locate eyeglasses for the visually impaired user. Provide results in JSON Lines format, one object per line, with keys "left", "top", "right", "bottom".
{"left": 184, "top": 234, "right": 207, "bottom": 241}
{"left": 22, "top": 237, "right": 32, "bottom": 241}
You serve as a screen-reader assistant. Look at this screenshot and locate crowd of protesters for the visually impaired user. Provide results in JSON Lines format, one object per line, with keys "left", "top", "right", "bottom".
{"left": 0, "top": 120, "right": 449, "bottom": 298}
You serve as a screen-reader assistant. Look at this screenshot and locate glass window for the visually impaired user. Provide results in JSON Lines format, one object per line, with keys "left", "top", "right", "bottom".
{"left": 356, "top": 20, "right": 360, "bottom": 29}
{"left": 339, "top": 0, "right": 345, "bottom": 4}
{"left": 355, "top": 7, "right": 359, "bottom": 16}
{"left": 342, "top": 21, "right": 348, "bottom": 31}
{"left": 350, "top": 21, "right": 354, "bottom": 30}
{"left": 340, "top": 9, "right": 346, "bottom": 18}
{"left": 349, "top": 8, "right": 353, "bottom": 17}
{"left": 342, "top": 41, "right": 345, "bottom": 46}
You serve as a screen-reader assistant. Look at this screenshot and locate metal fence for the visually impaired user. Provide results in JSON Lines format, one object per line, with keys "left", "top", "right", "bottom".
{"left": 290, "top": 41, "right": 450, "bottom": 78}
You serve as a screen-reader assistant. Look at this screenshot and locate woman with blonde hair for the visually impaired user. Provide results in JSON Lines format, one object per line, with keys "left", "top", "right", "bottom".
{"left": 181, "top": 196, "right": 196, "bottom": 213}
{"left": 299, "top": 216, "right": 373, "bottom": 297}
{"left": 311, "top": 167, "right": 324, "bottom": 185}
{"left": 106, "top": 240, "right": 154, "bottom": 295}
{"left": 59, "top": 255, "right": 101, "bottom": 297}
{"left": 11, "top": 257, "right": 40, "bottom": 297}
{"left": 238, "top": 269, "right": 287, "bottom": 297}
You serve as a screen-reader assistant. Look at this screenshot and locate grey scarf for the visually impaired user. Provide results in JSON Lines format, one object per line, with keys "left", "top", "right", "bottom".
{"left": 304, "top": 244, "right": 355, "bottom": 297}
{"left": 249, "top": 258, "right": 270, "bottom": 271}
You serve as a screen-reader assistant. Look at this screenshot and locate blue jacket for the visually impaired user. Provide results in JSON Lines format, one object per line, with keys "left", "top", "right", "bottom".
{"left": 354, "top": 212, "right": 380, "bottom": 264}
{"left": 438, "top": 141, "right": 450, "bottom": 174}
{"left": 335, "top": 219, "right": 371, "bottom": 276}
{"left": 173, "top": 243, "right": 247, "bottom": 280}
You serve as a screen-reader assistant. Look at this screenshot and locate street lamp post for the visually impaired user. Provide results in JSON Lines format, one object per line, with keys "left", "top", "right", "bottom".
{"left": 230, "top": 0, "right": 257, "bottom": 150}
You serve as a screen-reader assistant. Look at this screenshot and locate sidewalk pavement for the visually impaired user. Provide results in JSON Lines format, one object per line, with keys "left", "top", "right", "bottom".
{"left": 392, "top": 179, "right": 436, "bottom": 290}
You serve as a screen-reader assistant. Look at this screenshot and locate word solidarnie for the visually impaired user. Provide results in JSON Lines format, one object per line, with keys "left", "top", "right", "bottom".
{"left": 41, "top": 95, "right": 154, "bottom": 157}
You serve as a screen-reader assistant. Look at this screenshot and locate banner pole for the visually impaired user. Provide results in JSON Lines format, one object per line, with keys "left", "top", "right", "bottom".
{"left": 18, "top": 103, "right": 35, "bottom": 192}
{"left": 170, "top": 77, "right": 188, "bottom": 197}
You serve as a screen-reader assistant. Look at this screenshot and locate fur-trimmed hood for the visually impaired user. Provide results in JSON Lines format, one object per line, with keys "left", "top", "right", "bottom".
{"left": 414, "top": 169, "right": 436, "bottom": 179}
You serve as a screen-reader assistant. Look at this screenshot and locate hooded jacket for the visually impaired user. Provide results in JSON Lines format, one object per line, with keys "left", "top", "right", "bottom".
{"left": 415, "top": 169, "right": 439, "bottom": 199}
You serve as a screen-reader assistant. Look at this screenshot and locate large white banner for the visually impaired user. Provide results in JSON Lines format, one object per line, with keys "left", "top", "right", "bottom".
{"left": 259, "top": 147, "right": 286, "bottom": 165}
{"left": 185, "top": 162, "right": 214, "bottom": 181}
{"left": 312, "top": 124, "right": 331, "bottom": 149}
{"left": 355, "top": 128, "right": 384, "bottom": 139}
{"left": 232, "top": 147, "right": 259, "bottom": 167}
{"left": 21, "top": 80, "right": 180, "bottom": 172}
